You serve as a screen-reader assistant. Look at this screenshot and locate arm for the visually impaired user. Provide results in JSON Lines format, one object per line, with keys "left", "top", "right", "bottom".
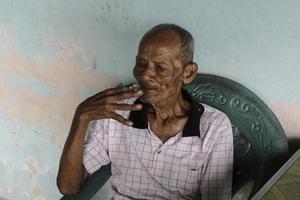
{"left": 56, "top": 84, "right": 143, "bottom": 195}
{"left": 56, "top": 114, "right": 90, "bottom": 195}
{"left": 200, "top": 119, "right": 234, "bottom": 200}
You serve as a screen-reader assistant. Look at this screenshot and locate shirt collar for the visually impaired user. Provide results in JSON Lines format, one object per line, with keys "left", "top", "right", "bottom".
{"left": 128, "top": 90, "right": 204, "bottom": 137}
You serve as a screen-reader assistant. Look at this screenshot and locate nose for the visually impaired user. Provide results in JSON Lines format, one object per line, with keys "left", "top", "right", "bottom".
{"left": 140, "top": 63, "right": 155, "bottom": 83}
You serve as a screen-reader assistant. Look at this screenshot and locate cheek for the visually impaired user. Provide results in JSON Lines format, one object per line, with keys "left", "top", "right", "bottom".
{"left": 133, "top": 67, "right": 140, "bottom": 80}
{"left": 160, "top": 78, "right": 179, "bottom": 92}
{"left": 163, "top": 78, "right": 182, "bottom": 95}
{"left": 160, "top": 67, "right": 182, "bottom": 85}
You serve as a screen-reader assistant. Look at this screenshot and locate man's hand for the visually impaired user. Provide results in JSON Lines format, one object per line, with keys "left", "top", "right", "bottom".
{"left": 57, "top": 83, "right": 143, "bottom": 195}
{"left": 75, "top": 83, "right": 143, "bottom": 126}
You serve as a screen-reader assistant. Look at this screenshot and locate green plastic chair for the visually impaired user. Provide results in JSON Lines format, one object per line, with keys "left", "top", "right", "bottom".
{"left": 61, "top": 74, "right": 288, "bottom": 200}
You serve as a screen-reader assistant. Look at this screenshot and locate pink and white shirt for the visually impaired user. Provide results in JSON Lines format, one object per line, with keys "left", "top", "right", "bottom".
{"left": 83, "top": 91, "right": 233, "bottom": 200}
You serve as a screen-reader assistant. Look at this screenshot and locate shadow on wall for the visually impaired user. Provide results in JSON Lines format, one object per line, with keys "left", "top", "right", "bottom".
{"left": 288, "top": 138, "right": 300, "bottom": 157}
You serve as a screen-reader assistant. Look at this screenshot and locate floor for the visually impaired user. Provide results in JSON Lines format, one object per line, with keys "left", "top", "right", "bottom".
{"left": 262, "top": 158, "right": 300, "bottom": 200}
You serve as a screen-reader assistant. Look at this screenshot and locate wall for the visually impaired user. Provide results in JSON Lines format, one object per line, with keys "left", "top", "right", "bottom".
{"left": 0, "top": 0, "right": 299, "bottom": 199}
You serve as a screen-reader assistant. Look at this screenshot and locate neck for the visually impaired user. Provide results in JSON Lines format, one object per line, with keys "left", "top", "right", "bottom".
{"left": 148, "top": 90, "right": 190, "bottom": 121}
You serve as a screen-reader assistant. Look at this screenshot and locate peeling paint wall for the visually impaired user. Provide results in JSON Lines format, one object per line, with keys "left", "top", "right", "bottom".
{"left": 0, "top": 0, "right": 299, "bottom": 199}
{"left": 0, "top": 27, "right": 116, "bottom": 200}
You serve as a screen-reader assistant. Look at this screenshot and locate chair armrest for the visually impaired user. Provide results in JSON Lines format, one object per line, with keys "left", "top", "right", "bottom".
{"left": 232, "top": 180, "right": 254, "bottom": 200}
{"left": 60, "top": 164, "right": 112, "bottom": 200}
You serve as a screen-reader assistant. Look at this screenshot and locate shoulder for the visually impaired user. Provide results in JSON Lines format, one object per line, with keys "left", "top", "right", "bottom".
{"left": 200, "top": 103, "right": 231, "bottom": 128}
{"left": 198, "top": 103, "right": 232, "bottom": 143}
{"left": 199, "top": 103, "right": 233, "bottom": 152}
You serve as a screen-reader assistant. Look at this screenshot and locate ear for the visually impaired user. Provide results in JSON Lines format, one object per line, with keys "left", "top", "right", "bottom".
{"left": 182, "top": 63, "right": 198, "bottom": 84}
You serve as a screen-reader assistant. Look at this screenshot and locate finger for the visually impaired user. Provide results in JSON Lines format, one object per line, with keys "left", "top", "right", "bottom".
{"left": 84, "top": 90, "right": 107, "bottom": 104}
{"left": 95, "top": 84, "right": 139, "bottom": 100}
{"left": 111, "top": 83, "right": 139, "bottom": 93}
{"left": 78, "top": 103, "right": 142, "bottom": 121}
{"left": 127, "top": 83, "right": 139, "bottom": 90}
{"left": 108, "top": 112, "right": 133, "bottom": 126}
{"left": 104, "top": 86, "right": 130, "bottom": 95}
{"left": 105, "top": 90, "right": 143, "bottom": 103}
{"left": 85, "top": 86, "right": 134, "bottom": 104}
{"left": 106, "top": 103, "right": 143, "bottom": 111}
{"left": 78, "top": 104, "right": 101, "bottom": 113}
{"left": 79, "top": 101, "right": 143, "bottom": 114}
{"left": 84, "top": 83, "right": 140, "bottom": 105}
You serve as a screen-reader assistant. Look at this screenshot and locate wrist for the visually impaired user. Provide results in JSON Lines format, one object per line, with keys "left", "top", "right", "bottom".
{"left": 70, "top": 112, "right": 89, "bottom": 135}
{"left": 74, "top": 107, "right": 89, "bottom": 124}
{"left": 74, "top": 115, "right": 89, "bottom": 129}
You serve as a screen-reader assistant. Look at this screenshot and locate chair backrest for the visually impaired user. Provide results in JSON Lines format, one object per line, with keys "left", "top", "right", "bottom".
{"left": 183, "top": 73, "right": 288, "bottom": 197}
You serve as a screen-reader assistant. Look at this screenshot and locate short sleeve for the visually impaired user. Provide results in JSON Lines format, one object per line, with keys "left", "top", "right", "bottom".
{"left": 82, "top": 119, "right": 111, "bottom": 174}
{"left": 200, "top": 116, "right": 234, "bottom": 200}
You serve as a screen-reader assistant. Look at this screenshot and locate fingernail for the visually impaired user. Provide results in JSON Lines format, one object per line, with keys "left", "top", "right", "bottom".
{"left": 136, "top": 104, "right": 143, "bottom": 109}
{"left": 137, "top": 90, "right": 143, "bottom": 95}
{"left": 132, "top": 83, "right": 138, "bottom": 88}
{"left": 127, "top": 121, "right": 133, "bottom": 126}
{"left": 128, "top": 83, "right": 138, "bottom": 88}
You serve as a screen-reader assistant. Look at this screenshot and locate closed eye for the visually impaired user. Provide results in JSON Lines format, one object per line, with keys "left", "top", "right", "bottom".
{"left": 136, "top": 62, "right": 146, "bottom": 69}
{"left": 155, "top": 64, "right": 165, "bottom": 71}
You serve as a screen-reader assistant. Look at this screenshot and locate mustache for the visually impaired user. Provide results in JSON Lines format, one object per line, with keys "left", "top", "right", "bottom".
{"left": 138, "top": 82, "right": 158, "bottom": 90}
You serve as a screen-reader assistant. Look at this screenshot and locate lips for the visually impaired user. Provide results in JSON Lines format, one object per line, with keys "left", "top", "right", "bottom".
{"left": 139, "top": 86, "right": 156, "bottom": 96}
{"left": 143, "top": 87, "right": 156, "bottom": 90}
{"left": 139, "top": 84, "right": 157, "bottom": 91}
{"left": 143, "top": 87, "right": 157, "bottom": 91}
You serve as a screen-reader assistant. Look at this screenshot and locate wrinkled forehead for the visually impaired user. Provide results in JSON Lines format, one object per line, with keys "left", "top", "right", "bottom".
{"left": 138, "top": 30, "right": 181, "bottom": 59}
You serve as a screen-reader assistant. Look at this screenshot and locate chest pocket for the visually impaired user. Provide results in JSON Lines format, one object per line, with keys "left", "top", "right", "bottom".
{"left": 169, "top": 159, "right": 203, "bottom": 195}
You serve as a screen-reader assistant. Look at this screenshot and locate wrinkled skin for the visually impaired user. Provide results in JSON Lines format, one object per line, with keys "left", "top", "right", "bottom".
{"left": 75, "top": 83, "right": 143, "bottom": 126}
{"left": 134, "top": 30, "right": 184, "bottom": 105}
{"left": 133, "top": 29, "right": 198, "bottom": 141}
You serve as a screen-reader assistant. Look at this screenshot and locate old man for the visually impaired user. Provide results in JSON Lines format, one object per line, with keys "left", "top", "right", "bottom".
{"left": 57, "top": 24, "right": 233, "bottom": 200}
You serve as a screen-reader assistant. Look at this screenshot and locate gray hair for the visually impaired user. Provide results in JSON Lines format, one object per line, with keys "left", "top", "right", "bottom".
{"left": 141, "top": 23, "right": 194, "bottom": 66}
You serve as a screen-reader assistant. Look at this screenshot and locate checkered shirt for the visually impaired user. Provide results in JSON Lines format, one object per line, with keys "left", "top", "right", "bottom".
{"left": 83, "top": 92, "right": 233, "bottom": 200}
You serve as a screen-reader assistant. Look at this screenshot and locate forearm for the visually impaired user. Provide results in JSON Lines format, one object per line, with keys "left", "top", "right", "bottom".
{"left": 56, "top": 85, "right": 142, "bottom": 194}
{"left": 57, "top": 115, "right": 89, "bottom": 194}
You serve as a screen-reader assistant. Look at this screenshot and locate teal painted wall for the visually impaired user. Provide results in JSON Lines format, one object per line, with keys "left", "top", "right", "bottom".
{"left": 0, "top": 0, "right": 299, "bottom": 199}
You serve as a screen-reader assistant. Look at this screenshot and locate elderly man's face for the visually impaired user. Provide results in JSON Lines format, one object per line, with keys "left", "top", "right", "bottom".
{"left": 133, "top": 30, "right": 185, "bottom": 104}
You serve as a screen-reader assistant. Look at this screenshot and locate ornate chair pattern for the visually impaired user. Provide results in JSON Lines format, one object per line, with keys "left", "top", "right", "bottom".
{"left": 183, "top": 74, "right": 288, "bottom": 198}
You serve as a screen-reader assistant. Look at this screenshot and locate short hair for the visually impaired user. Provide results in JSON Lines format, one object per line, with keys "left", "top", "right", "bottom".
{"left": 140, "top": 23, "right": 194, "bottom": 66}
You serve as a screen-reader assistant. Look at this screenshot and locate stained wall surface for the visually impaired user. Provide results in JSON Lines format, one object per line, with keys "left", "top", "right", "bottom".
{"left": 0, "top": 0, "right": 299, "bottom": 199}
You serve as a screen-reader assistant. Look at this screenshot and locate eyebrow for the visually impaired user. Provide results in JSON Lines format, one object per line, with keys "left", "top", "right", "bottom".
{"left": 153, "top": 60, "right": 169, "bottom": 65}
{"left": 136, "top": 56, "right": 147, "bottom": 61}
{"left": 136, "top": 56, "right": 169, "bottom": 65}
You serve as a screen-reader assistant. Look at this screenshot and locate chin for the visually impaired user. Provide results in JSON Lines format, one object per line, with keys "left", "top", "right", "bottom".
{"left": 139, "top": 94, "right": 159, "bottom": 104}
